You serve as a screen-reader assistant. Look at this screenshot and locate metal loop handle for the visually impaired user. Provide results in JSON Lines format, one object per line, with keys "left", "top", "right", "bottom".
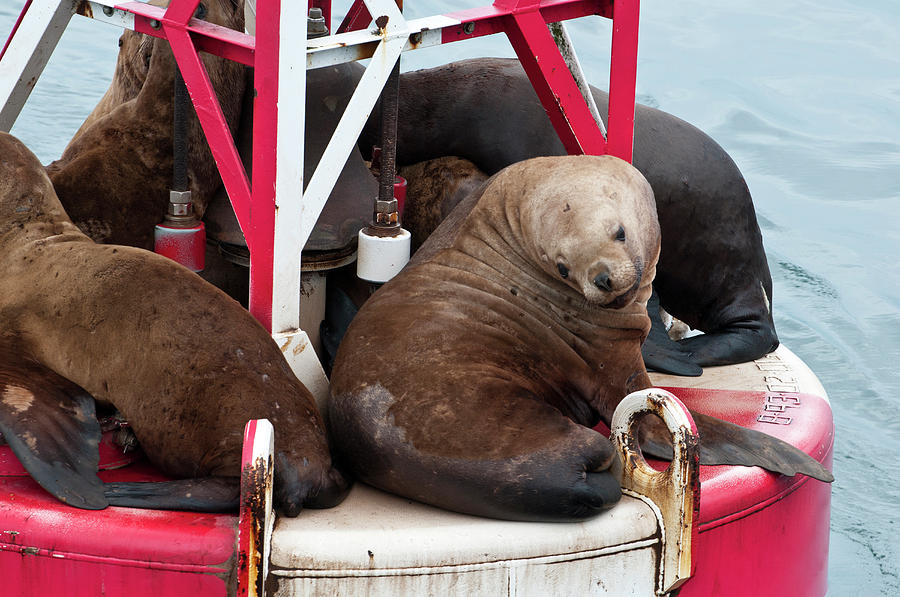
{"left": 610, "top": 388, "right": 700, "bottom": 595}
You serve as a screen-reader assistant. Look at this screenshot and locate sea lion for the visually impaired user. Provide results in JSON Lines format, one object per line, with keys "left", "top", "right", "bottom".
{"left": 359, "top": 57, "right": 778, "bottom": 371}
{"left": 44, "top": 0, "right": 246, "bottom": 250}
{"left": 329, "top": 155, "right": 831, "bottom": 522}
{"left": 0, "top": 131, "right": 348, "bottom": 515}
{"left": 398, "top": 156, "right": 488, "bottom": 253}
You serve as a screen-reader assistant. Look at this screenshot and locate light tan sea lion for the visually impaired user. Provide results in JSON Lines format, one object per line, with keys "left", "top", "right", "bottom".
{"left": 44, "top": 0, "right": 246, "bottom": 249}
{"left": 329, "top": 155, "right": 832, "bottom": 522}
{"left": 0, "top": 131, "right": 348, "bottom": 514}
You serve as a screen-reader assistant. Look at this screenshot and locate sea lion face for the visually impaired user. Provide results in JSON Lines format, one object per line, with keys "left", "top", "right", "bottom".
{"left": 518, "top": 155, "right": 660, "bottom": 310}
{"left": 113, "top": 31, "right": 153, "bottom": 99}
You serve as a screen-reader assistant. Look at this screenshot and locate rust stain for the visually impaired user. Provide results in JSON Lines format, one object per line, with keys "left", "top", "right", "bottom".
{"left": 75, "top": 0, "right": 93, "bottom": 18}
{"left": 240, "top": 457, "right": 270, "bottom": 597}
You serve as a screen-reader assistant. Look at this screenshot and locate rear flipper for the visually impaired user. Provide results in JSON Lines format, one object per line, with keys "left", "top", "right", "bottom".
{"left": 638, "top": 411, "right": 833, "bottom": 483}
{"left": 104, "top": 477, "right": 240, "bottom": 512}
{"left": 642, "top": 290, "right": 703, "bottom": 376}
{"left": 0, "top": 342, "right": 107, "bottom": 509}
{"left": 678, "top": 321, "right": 779, "bottom": 367}
{"left": 273, "top": 451, "right": 353, "bottom": 517}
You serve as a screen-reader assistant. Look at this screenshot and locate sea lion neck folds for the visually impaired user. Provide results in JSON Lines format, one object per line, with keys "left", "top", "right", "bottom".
{"left": 452, "top": 156, "right": 658, "bottom": 342}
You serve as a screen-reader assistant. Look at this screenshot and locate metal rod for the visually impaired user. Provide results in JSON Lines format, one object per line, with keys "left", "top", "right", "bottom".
{"left": 377, "top": 60, "right": 400, "bottom": 207}
{"left": 173, "top": 67, "right": 189, "bottom": 192}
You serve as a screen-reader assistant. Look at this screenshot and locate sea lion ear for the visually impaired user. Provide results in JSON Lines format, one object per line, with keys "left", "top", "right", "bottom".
{"left": 0, "top": 352, "right": 108, "bottom": 509}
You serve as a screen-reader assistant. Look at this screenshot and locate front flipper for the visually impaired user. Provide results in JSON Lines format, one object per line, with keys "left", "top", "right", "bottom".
{"left": 103, "top": 477, "right": 240, "bottom": 512}
{"left": 0, "top": 346, "right": 107, "bottom": 509}
{"left": 638, "top": 411, "right": 834, "bottom": 483}
{"left": 642, "top": 290, "right": 703, "bottom": 376}
{"left": 678, "top": 322, "right": 779, "bottom": 367}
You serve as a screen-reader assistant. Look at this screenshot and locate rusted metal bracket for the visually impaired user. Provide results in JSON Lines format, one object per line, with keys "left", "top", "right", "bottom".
{"left": 610, "top": 388, "right": 700, "bottom": 595}
{"left": 237, "top": 419, "right": 276, "bottom": 597}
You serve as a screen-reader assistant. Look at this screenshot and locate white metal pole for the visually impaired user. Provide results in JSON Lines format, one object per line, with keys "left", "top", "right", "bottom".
{"left": 270, "top": 0, "right": 307, "bottom": 335}
{"left": 0, "top": 0, "right": 77, "bottom": 131}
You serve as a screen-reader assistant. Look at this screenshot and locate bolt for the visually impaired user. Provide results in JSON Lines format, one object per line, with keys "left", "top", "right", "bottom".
{"left": 307, "top": 7, "right": 328, "bottom": 38}
{"left": 375, "top": 199, "right": 398, "bottom": 214}
{"left": 102, "top": 5, "right": 114, "bottom": 16}
{"left": 463, "top": 22, "right": 475, "bottom": 34}
{"left": 149, "top": 19, "right": 161, "bottom": 29}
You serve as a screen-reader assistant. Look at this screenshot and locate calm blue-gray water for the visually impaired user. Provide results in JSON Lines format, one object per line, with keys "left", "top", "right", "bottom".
{"left": 1, "top": 0, "right": 897, "bottom": 594}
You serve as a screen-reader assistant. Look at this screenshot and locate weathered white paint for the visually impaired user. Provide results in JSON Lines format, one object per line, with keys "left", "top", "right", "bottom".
{"left": 270, "top": 0, "right": 308, "bottom": 336}
{"left": 274, "top": 331, "right": 330, "bottom": 416}
{"left": 305, "top": 15, "right": 462, "bottom": 70}
{"left": 270, "top": 484, "right": 659, "bottom": 596}
{"left": 82, "top": 1, "right": 135, "bottom": 29}
{"left": 0, "top": 0, "right": 77, "bottom": 130}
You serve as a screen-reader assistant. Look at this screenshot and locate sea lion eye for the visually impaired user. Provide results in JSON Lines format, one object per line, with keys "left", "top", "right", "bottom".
{"left": 195, "top": 3, "right": 207, "bottom": 19}
{"left": 557, "top": 263, "right": 569, "bottom": 279}
{"left": 118, "top": 37, "right": 123, "bottom": 48}
{"left": 615, "top": 225, "right": 626, "bottom": 242}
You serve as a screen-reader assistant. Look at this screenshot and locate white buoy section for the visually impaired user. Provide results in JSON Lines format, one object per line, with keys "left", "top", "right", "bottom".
{"left": 356, "top": 227, "right": 411, "bottom": 283}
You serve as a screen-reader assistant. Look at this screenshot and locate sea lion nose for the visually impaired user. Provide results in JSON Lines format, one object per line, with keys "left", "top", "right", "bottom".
{"left": 594, "top": 272, "right": 612, "bottom": 291}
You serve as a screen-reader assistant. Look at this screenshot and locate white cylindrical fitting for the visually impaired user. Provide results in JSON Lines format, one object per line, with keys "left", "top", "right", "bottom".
{"left": 357, "top": 228, "right": 411, "bottom": 283}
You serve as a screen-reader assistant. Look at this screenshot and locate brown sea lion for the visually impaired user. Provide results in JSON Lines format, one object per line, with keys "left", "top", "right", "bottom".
{"left": 359, "top": 57, "right": 778, "bottom": 372}
{"left": 0, "top": 131, "right": 348, "bottom": 515}
{"left": 398, "top": 156, "right": 488, "bottom": 253}
{"left": 329, "top": 155, "right": 831, "bottom": 522}
{"left": 44, "top": 0, "right": 246, "bottom": 250}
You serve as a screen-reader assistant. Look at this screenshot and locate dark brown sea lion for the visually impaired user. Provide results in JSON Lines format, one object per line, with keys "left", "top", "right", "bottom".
{"left": 359, "top": 57, "right": 778, "bottom": 371}
{"left": 329, "top": 155, "right": 831, "bottom": 522}
{"left": 44, "top": 0, "right": 246, "bottom": 250}
{"left": 0, "top": 131, "right": 348, "bottom": 514}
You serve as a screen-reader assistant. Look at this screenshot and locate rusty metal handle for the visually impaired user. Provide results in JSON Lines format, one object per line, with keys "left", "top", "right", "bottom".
{"left": 610, "top": 389, "right": 700, "bottom": 595}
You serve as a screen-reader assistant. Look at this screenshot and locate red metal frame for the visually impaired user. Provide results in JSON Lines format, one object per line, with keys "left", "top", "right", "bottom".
{"left": 68, "top": 0, "right": 639, "bottom": 333}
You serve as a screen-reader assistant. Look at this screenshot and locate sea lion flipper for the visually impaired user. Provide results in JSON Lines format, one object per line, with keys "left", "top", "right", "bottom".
{"left": 678, "top": 325, "right": 779, "bottom": 368}
{"left": 691, "top": 412, "right": 834, "bottom": 482}
{"left": 642, "top": 291, "right": 703, "bottom": 377}
{"left": 104, "top": 477, "right": 240, "bottom": 512}
{"left": 0, "top": 353, "right": 108, "bottom": 509}
{"left": 638, "top": 412, "right": 834, "bottom": 483}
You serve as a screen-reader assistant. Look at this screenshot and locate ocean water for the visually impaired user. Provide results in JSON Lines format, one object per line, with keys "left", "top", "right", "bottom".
{"left": 1, "top": 0, "right": 897, "bottom": 594}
